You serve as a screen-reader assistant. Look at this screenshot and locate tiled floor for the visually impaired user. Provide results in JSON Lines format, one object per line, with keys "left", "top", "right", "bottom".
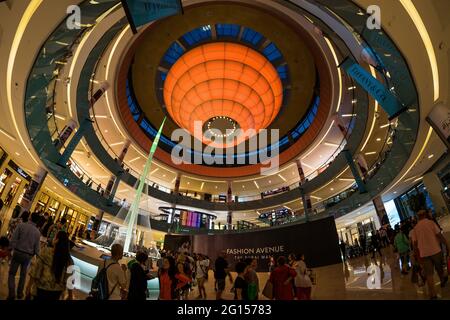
{"left": 1, "top": 215, "right": 449, "bottom": 300}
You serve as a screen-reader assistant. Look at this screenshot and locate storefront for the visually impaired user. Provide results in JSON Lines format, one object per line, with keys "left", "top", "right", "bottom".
{"left": 33, "top": 190, "right": 94, "bottom": 236}
{"left": 0, "top": 159, "right": 31, "bottom": 208}
{"left": 394, "top": 182, "right": 435, "bottom": 219}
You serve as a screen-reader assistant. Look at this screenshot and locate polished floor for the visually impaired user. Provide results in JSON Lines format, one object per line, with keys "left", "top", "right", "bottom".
{"left": 1, "top": 215, "right": 449, "bottom": 300}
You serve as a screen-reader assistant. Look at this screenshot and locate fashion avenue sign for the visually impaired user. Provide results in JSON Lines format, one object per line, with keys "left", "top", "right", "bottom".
{"left": 226, "top": 245, "right": 285, "bottom": 255}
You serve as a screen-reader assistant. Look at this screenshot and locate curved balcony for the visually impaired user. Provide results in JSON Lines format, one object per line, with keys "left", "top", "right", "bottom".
{"left": 24, "top": 0, "right": 418, "bottom": 234}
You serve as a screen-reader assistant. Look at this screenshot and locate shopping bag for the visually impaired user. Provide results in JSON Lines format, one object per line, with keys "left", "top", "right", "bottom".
{"left": 262, "top": 280, "right": 273, "bottom": 300}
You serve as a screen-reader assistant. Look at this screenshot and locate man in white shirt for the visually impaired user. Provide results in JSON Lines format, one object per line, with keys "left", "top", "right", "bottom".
{"left": 105, "top": 244, "right": 128, "bottom": 300}
{"left": 195, "top": 254, "right": 209, "bottom": 299}
{"left": 411, "top": 210, "right": 449, "bottom": 299}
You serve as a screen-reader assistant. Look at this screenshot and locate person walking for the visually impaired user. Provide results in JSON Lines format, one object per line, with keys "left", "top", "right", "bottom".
{"left": 394, "top": 226, "right": 410, "bottom": 275}
{"left": 214, "top": 251, "right": 233, "bottom": 300}
{"left": 269, "top": 256, "right": 297, "bottom": 300}
{"left": 411, "top": 209, "right": 449, "bottom": 299}
{"left": 7, "top": 211, "right": 41, "bottom": 300}
{"left": 26, "top": 231, "right": 74, "bottom": 300}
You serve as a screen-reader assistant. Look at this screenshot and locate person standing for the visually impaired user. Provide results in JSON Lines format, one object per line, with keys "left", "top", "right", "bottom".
{"left": 214, "top": 251, "right": 233, "bottom": 300}
{"left": 47, "top": 217, "right": 67, "bottom": 245}
{"left": 371, "top": 232, "right": 382, "bottom": 259}
{"left": 7, "top": 211, "right": 41, "bottom": 300}
{"left": 26, "top": 231, "right": 73, "bottom": 300}
{"left": 244, "top": 258, "right": 259, "bottom": 300}
{"left": 104, "top": 244, "right": 128, "bottom": 300}
{"left": 158, "top": 256, "right": 177, "bottom": 300}
{"left": 360, "top": 234, "right": 366, "bottom": 255}
{"left": 195, "top": 254, "right": 209, "bottom": 300}
{"left": 294, "top": 253, "right": 312, "bottom": 300}
{"left": 411, "top": 210, "right": 449, "bottom": 299}
{"left": 127, "top": 251, "right": 153, "bottom": 301}
{"left": 269, "top": 256, "right": 297, "bottom": 300}
{"left": 233, "top": 262, "right": 248, "bottom": 300}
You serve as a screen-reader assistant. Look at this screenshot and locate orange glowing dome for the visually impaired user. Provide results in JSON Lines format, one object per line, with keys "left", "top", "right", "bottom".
{"left": 163, "top": 42, "right": 283, "bottom": 146}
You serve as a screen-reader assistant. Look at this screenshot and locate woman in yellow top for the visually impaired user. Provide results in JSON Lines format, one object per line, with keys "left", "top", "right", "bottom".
{"left": 27, "top": 231, "right": 74, "bottom": 300}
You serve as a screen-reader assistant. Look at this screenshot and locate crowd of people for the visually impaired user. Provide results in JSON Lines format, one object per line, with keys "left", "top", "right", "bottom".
{"left": 1, "top": 204, "right": 447, "bottom": 301}
{"left": 338, "top": 209, "right": 448, "bottom": 299}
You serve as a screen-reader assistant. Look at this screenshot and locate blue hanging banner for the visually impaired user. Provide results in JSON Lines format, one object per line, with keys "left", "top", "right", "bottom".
{"left": 121, "top": 0, "right": 183, "bottom": 34}
{"left": 339, "top": 57, "right": 406, "bottom": 120}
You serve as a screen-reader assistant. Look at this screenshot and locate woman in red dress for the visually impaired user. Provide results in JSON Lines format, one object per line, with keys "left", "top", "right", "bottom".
{"left": 269, "top": 256, "right": 297, "bottom": 300}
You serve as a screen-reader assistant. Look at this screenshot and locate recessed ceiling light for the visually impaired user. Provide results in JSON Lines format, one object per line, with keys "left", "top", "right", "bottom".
{"left": 53, "top": 186, "right": 56, "bottom": 189}
{"left": 215, "top": 186, "right": 218, "bottom": 189}
{"left": 319, "top": 155, "right": 323, "bottom": 158}
{"left": 242, "top": 185, "right": 245, "bottom": 188}
{"left": 162, "top": 174, "right": 166, "bottom": 177}
{"left": 15, "top": 152, "right": 20, "bottom": 156}
{"left": 187, "top": 182, "right": 190, "bottom": 185}
{"left": 376, "top": 138, "right": 381, "bottom": 141}
{"left": 393, "top": 191, "right": 397, "bottom": 194}
{"left": 428, "top": 154, "right": 434, "bottom": 159}
{"left": 86, "top": 163, "right": 90, "bottom": 166}
{"left": 268, "top": 180, "right": 271, "bottom": 183}
{"left": 330, "top": 188, "right": 334, "bottom": 191}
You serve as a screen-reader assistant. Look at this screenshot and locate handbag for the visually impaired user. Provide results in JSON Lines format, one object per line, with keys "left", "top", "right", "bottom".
{"left": 262, "top": 280, "right": 273, "bottom": 300}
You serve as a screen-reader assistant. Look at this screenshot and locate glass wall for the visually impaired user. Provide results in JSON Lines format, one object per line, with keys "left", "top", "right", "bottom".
{"left": 394, "top": 182, "right": 435, "bottom": 219}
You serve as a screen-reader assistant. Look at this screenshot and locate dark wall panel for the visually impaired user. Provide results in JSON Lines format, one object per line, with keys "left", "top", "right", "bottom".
{"left": 164, "top": 216, "right": 342, "bottom": 271}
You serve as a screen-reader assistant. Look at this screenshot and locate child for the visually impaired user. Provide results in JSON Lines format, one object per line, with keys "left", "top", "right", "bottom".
{"left": 0, "top": 236, "right": 11, "bottom": 262}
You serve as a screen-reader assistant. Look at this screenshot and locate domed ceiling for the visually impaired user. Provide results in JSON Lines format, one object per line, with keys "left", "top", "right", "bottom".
{"left": 116, "top": 1, "right": 333, "bottom": 177}
{"left": 163, "top": 42, "right": 283, "bottom": 147}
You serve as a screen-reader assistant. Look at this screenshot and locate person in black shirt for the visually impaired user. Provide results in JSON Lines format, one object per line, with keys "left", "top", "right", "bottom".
{"left": 233, "top": 262, "right": 248, "bottom": 300}
{"left": 128, "top": 252, "right": 154, "bottom": 300}
{"left": 214, "top": 251, "right": 233, "bottom": 300}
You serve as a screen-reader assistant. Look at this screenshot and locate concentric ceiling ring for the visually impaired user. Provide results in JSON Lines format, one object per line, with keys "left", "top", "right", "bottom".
{"left": 163, "top": 42, "right": 283, "bottom": 146}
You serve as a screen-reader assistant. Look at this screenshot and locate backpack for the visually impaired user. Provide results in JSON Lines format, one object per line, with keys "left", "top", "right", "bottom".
{"left": 89, "top": 261, "right": 118, "bottom": 300}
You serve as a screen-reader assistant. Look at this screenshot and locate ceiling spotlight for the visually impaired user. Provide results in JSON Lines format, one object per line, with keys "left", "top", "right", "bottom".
{"left": 330, "top": 188, "right": 334, "bottom": 191}
{"left": 428, "top": 154, "right": 434, "bottom": 159}
{"left": 268, "top": 180, "right": 271, "bottom": 184}
{"left": 104, "top": 130, "right": 108, "bottom": 133}
{"left": 376, "top": 138, "right": 381, "bottom": 141}
{"left": 215, "top": 186, "right": 218, "bottom": 189}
